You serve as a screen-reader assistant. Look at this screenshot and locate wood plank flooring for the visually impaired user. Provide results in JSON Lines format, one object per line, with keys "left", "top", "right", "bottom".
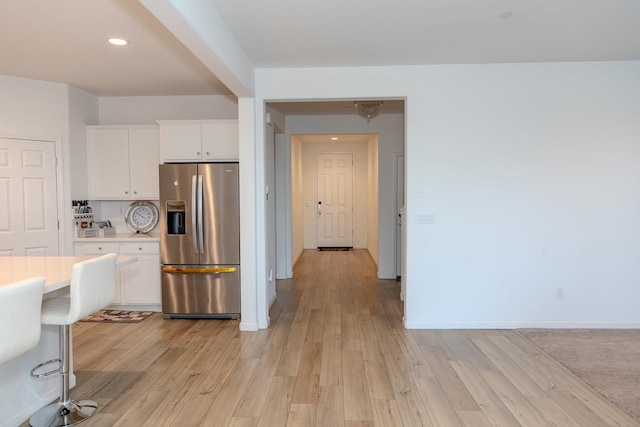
{"left": 22, "top": 249, "right": 639, "bottom": 426}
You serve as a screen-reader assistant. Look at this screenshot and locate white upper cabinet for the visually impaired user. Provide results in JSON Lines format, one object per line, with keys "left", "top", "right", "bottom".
{"left": 202, "top": 120, "right": 239, "bottom": 161}
{"left": 128, "top": 127, "right": 160, "bottom": 198}
{"left": 87, "top": 125, "right": 160, "bottom": 200}
{"left": 158, "top": 123, "right": 202, "bottom": 161}
{"left": 158, "top": 119, "right": 239, "bottom": 162}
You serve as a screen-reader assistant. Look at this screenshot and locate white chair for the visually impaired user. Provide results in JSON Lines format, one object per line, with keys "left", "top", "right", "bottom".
{"left": 0, "top": 277, "right": 45, "bottom": 365}
{"left": 29, "top": 253, "right": 117, "bottom": 427}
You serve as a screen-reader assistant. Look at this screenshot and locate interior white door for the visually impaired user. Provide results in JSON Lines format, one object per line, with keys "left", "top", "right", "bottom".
{"left": 316, "top": 152, "right": 353, "bottom": 248}
{"left": 0, "top": 138, "right": 59, "bottom": 256}
{"left": 396, "top": 154, "right": 405, "bottom": 280}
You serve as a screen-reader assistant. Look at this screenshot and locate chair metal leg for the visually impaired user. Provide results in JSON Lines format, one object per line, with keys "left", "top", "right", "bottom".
{"left": 30, "top": 325, "right": 97, "bottom": 426}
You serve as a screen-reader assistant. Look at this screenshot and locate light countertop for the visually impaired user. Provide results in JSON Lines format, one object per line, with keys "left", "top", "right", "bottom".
{"left": 0, "top": 254, "right": 135, "bottom": 427}
{"left": 0, "top": 255, "right": 137, "bottom": 293}
{"left": 75, "top": 233, "right": 159, "bottom": 242}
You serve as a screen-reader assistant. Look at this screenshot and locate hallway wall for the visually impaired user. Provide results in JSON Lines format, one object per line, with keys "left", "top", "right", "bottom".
{"left": 282, "top": 114, "right": 404, "bottom": 279}
{"left": 257, "top": 60, "right": 640, "bottom": 328}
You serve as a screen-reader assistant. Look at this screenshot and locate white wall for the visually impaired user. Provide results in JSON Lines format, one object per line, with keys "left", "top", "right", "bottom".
{"left": 268, "top": 108, "right": 289, "bottom": 280}
{"left": 265, "top": 119, "right": 277, "bottom": 309}
{"left": 98, "top": 95, "right": 238, "bottom": 124}
{"left": 281, "top": 114, "right": 404, "bottom": 278}
{"left": 0, "top": 74, "right": 90, "bottom": 255}
{"left": 290, "top": 136, "right": 304, "bottom": 265}
{"left": 367, "top": 136, "right": 380, "bottom": 265}
{"left": 238, "top": 98, "right": 259, "bottom": 330}
{"left": 69, "top": 86, "right": 99, "bottom": 199}
{"left": 298, "top": 140, "right": 371, "bottom": 250}
{"left": 0, "top": 76, "right": 69, "bottom": 139}
{"left": 404, "top": 61, "right": 640, "bottom": 328}
{"left": 255, "top": 60, "right": 640, "bottom": 329}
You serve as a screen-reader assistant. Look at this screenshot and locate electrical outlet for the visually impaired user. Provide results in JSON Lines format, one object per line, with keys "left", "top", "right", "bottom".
{"left": 555, "top": 287, "right": 564, "bottom": 299}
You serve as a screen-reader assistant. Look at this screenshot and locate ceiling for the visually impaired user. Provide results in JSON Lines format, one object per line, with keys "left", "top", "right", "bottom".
{"left": 0, "top": 0, "right": 230, "bottom": 96}
{"left": 1, "top": 0, "right": 639, "bottom": 106}
{"left": 210, "top": 0, "right": 640, "bottom": 68}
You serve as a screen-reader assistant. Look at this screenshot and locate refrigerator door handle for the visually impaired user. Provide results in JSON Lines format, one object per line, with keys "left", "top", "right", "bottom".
{"left": 191, "top": 174, "right": 198, "bottom": 254}
{"left": 197, "top": 174, "right": 204, "bottom": 254}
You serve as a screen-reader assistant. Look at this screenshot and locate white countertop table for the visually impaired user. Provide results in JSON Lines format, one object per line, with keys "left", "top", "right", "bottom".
{"left": 0, "top": 255, "right": 136, "bottom": 427}
{"left": 0, "top": 255, "right": 137, "bottom": 293}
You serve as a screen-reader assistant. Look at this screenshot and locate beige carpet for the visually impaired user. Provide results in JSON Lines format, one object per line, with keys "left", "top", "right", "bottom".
{"left": 519, "top": 329, "right": 640, "bottom": 422}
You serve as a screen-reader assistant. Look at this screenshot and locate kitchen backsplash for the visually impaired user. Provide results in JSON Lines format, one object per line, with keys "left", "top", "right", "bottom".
{"left": 86, "top": 200, "right": 160, "bottom": 234}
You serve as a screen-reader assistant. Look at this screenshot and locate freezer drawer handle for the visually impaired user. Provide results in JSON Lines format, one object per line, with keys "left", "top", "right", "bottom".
{"left": 162, "top": 266, "right": 238, "bottom": 274}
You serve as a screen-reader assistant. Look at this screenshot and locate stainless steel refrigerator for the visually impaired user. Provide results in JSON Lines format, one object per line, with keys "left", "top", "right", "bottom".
{"left": 159, "top": 163, "right": 240, "bottom": 319}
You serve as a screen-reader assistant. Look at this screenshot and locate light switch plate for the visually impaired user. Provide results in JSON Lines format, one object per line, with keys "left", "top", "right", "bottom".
{"left": 416, "top": 214, "right": 436, "bottom": 224}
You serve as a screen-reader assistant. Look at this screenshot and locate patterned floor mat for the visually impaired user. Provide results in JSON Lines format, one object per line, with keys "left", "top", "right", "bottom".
{"left": 80, "top": 309, "right": 155, "bottom": 323}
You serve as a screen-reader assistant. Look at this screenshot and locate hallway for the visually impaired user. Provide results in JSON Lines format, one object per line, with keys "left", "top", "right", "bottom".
{"left": 38, "top": 249, "right": 638, "bottom": 426}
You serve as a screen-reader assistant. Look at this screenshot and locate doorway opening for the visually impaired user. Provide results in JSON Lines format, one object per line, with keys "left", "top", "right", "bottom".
{"left": 266, "top": 99, "right": 405, "bottom": 284}
{"left": 290, "top": 134, "right": 378, "bottom": 263}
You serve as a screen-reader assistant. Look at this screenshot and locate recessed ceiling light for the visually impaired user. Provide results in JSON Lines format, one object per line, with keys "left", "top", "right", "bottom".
{"left": 499, "top": 11, "right": 513, "bottom": 19}
{"left": 331, "top": 137, "right": 339, "bottom": 141}
{"left": 108, "top": 38, "right": 128, "bottom": 46}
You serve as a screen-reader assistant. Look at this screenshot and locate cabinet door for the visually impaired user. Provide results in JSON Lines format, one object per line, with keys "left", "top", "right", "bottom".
{"left": 159, "top": 124, "right": 202, "bottom": 162}
{"left": 120, "top": 242, "right": 161, "bottom": 304}
{"left": 87, "top": 128, "right": 130, "bottom": 199}
{"left": 74, "top": 242, "right": 122, "bottom": 304}
{"left": 202, "top": 120, "right": 239, "bottom": 161}
{"left": 129, "top": 128, "right": 160, "bottom": 199}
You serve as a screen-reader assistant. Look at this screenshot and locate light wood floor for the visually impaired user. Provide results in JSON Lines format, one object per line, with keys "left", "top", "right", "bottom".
{"left": 24, "top": 249, "right": 639, "bottom": 426}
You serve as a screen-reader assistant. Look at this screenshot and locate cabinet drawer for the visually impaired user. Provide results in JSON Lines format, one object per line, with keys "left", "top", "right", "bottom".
{"left": 121, "top": 242, "right": 159, "bottom": 255}
{"left": 77, "top": 242, "right": 119, "bottom": 254}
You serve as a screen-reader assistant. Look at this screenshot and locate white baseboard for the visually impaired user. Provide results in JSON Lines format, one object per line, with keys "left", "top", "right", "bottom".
{"left": 403, "top": 320, "right": 640, "bottom": 329}
{"left": 239, "top": 321, "right": 259, "bottom": 331}
{"left": 268, "top": 291, "right": 277, "bottom": 309}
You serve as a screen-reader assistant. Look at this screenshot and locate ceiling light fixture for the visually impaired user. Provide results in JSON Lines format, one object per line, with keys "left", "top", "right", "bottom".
{"left": 354, "top": 101, "right": 384, "bottom": 122}
{"left": 331, "top": 137, "right": 339, "bottom": 141}
{"left": 108, "top": 38, "right": 128, "bottom": 46}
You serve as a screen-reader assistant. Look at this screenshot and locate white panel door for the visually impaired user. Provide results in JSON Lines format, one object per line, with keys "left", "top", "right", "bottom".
{"left": 317, "top": 153, "right": 353, "bottom": 248}
{"left": 0, "top": 138, "right": 59, "bottom": 256}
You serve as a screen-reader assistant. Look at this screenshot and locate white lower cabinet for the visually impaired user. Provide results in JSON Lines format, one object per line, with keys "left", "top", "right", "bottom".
{"left": 120, "top": 242, "right": 161, "bottom": 304}
{"left": 75, "top": 240, "right": 160, "bottom": 307}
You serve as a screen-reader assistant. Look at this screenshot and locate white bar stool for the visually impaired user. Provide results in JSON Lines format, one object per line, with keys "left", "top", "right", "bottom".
{"left": 29, "top": 253, "right": 117, "bottom": 427}
{"left": 0, "top": 277, "right": 45, "bottom": 365}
